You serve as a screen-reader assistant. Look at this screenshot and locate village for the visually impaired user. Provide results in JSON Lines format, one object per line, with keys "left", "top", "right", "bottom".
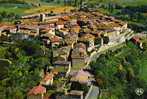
{"left": 0, "top": 10, "right": 142, "bottom": 99}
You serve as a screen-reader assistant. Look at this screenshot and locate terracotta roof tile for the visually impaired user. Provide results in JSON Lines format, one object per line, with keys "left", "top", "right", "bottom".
{"left": 51, "top": 36, "right": 62, "bottom": 43}
{"left": 28, "top": 85, "right": 46, "bottom": 96}
{"left": 132, "top": 36, "right": 141, "bottom": 43}
{"left": 43, "top": 73, "right": 54, "bottom": 82}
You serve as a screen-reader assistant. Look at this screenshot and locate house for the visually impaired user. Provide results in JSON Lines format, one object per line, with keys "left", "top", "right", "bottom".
{"left": 79, "top": 33, "right": 95, "bottom": 42}
{"left": 0, "top": 25, "right": 17, "bottom": 41}
{"left": 59, "top": 16, "right": 70, "bottom": 21}
{"left": 40, "top": 32, "right": 54, "bottom": 39}
{"left": 64, "top": 32, "right": 78, "bottom": 47}
{"left": 131, "top": 36, "right": 141, "bottom": 45}
{"left": 71, "top": 43, "right": 88, "bottom": 70}
{"left": 48, "top": 28, "right": 55, "bottom": 35}
{"left": 53, "top": 61, "right": 71, "bottom": 76}
{"left": 39, "top": 29, "right": 50, "bottom": 36}
{"left": 56, "top": 21, "right": 64, "bottom": 30}
{"left": 19, "top": 25, "right": 39, "bottom": 37}
{"left": 0, "top": 25, "right": 17, "bottom": 37}
{"left": 8, "top": 26, "right": 17, "bottom": 33}
{"left": 40, "top": 73, "right": 54, "bottom": 86}
{"left": 10, "top": 33, "right": 30, "bottom": 41}
{"left": 70, "top": 19, "right": 78, "bottom": 26}
{"left": 53, "top": 46, "right": 71, "bottom": 61}
{"left": 27, "top": 85, "right": 46, "bottom": 99}
{"left": 70, "top": 69, "right": 94, "bottom": 85}
{"left": 131, "top": 36, "right": 143, "bottom": 49}
{"left": 71, "top": 25, "right": 81, "bottom": 34}
{"left": 78, "top": 33, "right": 95, "bottom": 52}
{"left": 39, "top": 27, "right": 55, "bottom": 36}
{"left": 41, "top": 33, "right": 62, "bottom": 47}
{"left": 59, "top": 28, "right": 69, "bottom": 36}
{"left": 67, "top": 90, "right": 84, "bottom": 99}
{"left": 51, "top": 36, "right": 62, "bottom": 47}
{"left": 102, "top": 30, "right": 118, "bottom": 45}
{"left": 100, "top": 28, "right": 127, "bottom": 46}
{"left": 56, "top": 90, "right": 84, "bottom": 99}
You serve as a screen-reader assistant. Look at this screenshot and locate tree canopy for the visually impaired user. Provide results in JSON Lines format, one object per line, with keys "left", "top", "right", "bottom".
{"left": 0, "top": 39, "right": 52, "bottom": 98}
{"left": 90, "top": 41, "right": 147, "bottom": 99}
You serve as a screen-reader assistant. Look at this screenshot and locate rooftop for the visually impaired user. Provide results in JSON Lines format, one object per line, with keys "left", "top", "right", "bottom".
{"left": 70, "top": 69, "right": 93, "bottom": 84}
{"left": 28, "top": 85, "right": 46, "bottom": 96}
{"left": 42, "top": 73, "right": 54, "bottom": 82}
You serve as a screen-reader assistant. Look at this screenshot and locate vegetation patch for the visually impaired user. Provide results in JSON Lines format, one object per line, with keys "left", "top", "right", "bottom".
{"left": 90, "top": 40, "right": 147, "bottom": 99}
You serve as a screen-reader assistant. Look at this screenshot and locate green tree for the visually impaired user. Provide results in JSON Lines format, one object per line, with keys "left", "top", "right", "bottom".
{"left": 0, "top": 38, "right": 52, "bottom": 98}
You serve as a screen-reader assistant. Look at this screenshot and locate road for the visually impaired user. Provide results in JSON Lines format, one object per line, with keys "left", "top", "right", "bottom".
{"left": 85, "top": 85, "right": 99, "bottom": 99}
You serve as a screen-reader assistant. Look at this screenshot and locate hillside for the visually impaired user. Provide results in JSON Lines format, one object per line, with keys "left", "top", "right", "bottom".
{"left": 0, "top": 0, "right": 147, "bottom": 6}
{"left": 87, "top": 0, "right": 147, "bottom": 6}
{"left": 90, "top": 38, "right": 147, "bottom": 99}
{"left": 0, "top": 0, "right": 73, "bottom": 15}
{"left": 0, "top": 0, "right": 40, "bottom": 3}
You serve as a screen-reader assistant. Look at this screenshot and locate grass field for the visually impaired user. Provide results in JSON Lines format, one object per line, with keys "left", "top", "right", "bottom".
{"left": 87, "top": 0, "right": 147, "bottom": 7}
{"left": 0, "top": 6, "right": 27, "bottom": 14}
{"left": 0, "top": 4, "right": 74, "bottom": 15}
{"left": 0, "top": 0, "right": 147, "bottom": 15}
{"left": 24, "top": 5, "right": 74, "bottom": 14}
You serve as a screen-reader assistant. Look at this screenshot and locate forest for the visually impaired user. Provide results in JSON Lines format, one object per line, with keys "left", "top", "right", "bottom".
{"left": 90, "top": 40, "right": 147, "bottom": 99}
{"left": 0, "top": 38, "right": 52, "bottom": 99}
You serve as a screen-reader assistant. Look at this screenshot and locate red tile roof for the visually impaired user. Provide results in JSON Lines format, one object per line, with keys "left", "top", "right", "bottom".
{"left": 20, "top": 25, "right": 38, "bottom": 30}
{"left": 56, "top": 20, "right": 64, "bottom": 25}
{"left": 43, "top": 73, "right": 54, "bottom": 82}
{"left": 51, "top": 36, "right": 61, "bottom": 43}
{"left": 28, "top": 85, "right": 46, "bottom": 96}
{"left": 0, "top": 24, "right": 16, "bottom": 30}
{"left": 59, "top": 16, "right": 70, "bottom": 21}
{"left": 132, "top": 36, "right": 141, "bottom": 44}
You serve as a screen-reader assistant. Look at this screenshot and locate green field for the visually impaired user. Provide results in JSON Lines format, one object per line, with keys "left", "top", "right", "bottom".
{"left": 0, "top": 0, "right": 147, "bottom": 15}
{"left": 0, "top": 3, "right": 73, "bottom": 15}
{"left": 0, "top": 6, "right": 27, "bottom": 14}
{"left": 87, "top": 0, "right": 147, "bottom": 6}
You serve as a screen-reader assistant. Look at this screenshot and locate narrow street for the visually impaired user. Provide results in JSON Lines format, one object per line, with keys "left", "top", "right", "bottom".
{"left": 85, "top": 85, "right": 99, "bottom": 99}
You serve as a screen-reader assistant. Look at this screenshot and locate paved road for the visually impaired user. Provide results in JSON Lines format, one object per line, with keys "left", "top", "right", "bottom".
{"left": 85, "top": 86, "right": 99, "bottom": 99}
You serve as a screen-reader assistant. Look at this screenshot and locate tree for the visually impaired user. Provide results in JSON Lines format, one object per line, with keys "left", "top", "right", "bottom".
{"left": 95, "top": 74, "right": 107, "bottom": 88}
{"left": 142, "top": 41, "right": 147, "bottom": 51}
{"left": 126, "top": 67, "right": 135, "bottom": 81}
{"left": 0, "top": 38, "right": 52, "bottom": 98}
{"left": 103, "top": 36, "right": 109, "bottom": 44}
{"left": 1, "top": 11, "right": 7, "bottom": 18}
{"left": 90, "top": 39, "right": 147, "bottom": 99}
{"left": 0, "top": 15, "right": 2, "bottom": 22}
{"left": 74, "top": 0, "right": 78, "bottom": 6}
{"left": 80, "top": 0, "right": 84, "bottom": 7}
{"left": 114, "top": 65, "right": 127, "bottom": 84}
